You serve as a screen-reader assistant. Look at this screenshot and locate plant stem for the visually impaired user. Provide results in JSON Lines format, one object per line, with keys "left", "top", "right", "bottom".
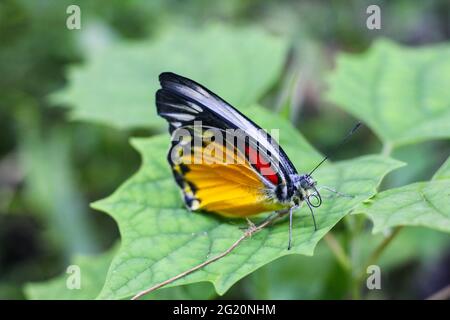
{"left": 324, "top": 233, "right": 351, "bottom": 272}
{"left": 381, "top": 142, "right": 393, "bottom": 157}
{"left": 131, "top": 210, "right": 288, "bottom": 300}
{"left": 348, "top": 215, "right": 363, "bottom": 300}
{"left": 348, "top": 141, "right": 402, "bottom": 298}
{"left": 351, "top": 277, "right": 361, "bottom": 300}
{"left": 363, "top": 226, "right": 403, "bottom": 273}
{"left": 354, "top": 226, "right": 403, "bottom": 290}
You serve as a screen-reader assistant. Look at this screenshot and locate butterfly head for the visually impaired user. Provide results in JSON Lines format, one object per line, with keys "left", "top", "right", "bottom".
{"left": 291, "top": 174, "right": 322, "bottom": 208}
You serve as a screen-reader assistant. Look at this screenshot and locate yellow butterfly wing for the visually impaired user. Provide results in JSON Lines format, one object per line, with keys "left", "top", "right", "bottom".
{"left": 172, "top": 142, "right": 285, "bottom": 217}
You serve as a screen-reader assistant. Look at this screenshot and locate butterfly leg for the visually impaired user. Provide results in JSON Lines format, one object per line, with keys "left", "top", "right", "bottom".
{"left": 259, "top": 210, "right": 286, "bottom": 225}
{"left": 305, "top": 200, "right": 318, "bottom": 232}
{"left": 288, "top": 206, "right": 295, "bottom": 250}
{"left": 241, "top": 209, "right": 288, "bottom": 230}
{"left": 244, "top": 217, "right": 257, "bottom": 237}
{"left": 238, "top": 217, "right": 257, "bottom": 231}
{"left": 241, "top": 212, "right": 282, "bottom": 237}
{"left": 318, "top": 186, "right": 354, "bottom": 199}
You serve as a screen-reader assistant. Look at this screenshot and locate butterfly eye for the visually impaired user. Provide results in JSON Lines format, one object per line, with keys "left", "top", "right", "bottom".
{"left": 307, "top": 192, "right": 322, "bottom": 208}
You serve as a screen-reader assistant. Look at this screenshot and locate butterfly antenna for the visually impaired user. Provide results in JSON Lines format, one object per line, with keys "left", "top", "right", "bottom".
{"left": 308, "top": 122, "right": 362, "bottom": 176}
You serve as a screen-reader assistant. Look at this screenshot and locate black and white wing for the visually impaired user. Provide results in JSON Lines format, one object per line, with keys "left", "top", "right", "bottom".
{"left": 155, "top": 72, "right": 298, "bottom": 200}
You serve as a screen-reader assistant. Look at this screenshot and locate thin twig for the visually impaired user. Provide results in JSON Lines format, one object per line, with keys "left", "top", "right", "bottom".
{"left": 357, "top": 226, "right": 403, "bottom": 282}
{"left": 366, "top": 226, "right": 402, "bottom": 269}
{"left": 351, "top": 142, "right": 401, "bottom": 299}
{"left": 426, "top": 284, "right": 450, "bottom": 300}
{"left": 131, "top": 210, "right": 287, "bottom": 300}
{"left": 324, "top": 233, "right": 351, "bottom": 272}
{"left": 381, "top": 142, "right": 393, "bottom": 157}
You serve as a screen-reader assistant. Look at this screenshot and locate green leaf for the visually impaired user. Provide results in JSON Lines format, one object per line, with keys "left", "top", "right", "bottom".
{"left": 17, "top": 110, "right": 99, "bottom": 255}
{"left": 246, "top": 241, "right": 347, "bottom": 299}
{"left": 92, "top": 106, "right": 403, "bottom": 299}
{"left": 52, "top": 24, "right": 288, "bottom": 129}
{"left": 24, "top": 243, "right": 215, "bottom": 300}
{"left": 432, "top": 156, "right": 450, "bottom": 180}
{"left": 326, "top": 39, "right": 450, "bottom": 147}
{"left": 25, "top": 245, "right": 117, "bottom": 300}
{"left": 354, "top": 156, "right": 450, "bottom": 233}
{"left": 357, "top": 227, "right": 450, "bottom": 271}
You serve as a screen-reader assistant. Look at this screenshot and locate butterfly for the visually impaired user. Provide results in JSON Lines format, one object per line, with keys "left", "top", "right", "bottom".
{"left": 156, "top": 72, "right": 359, "bottom": 249}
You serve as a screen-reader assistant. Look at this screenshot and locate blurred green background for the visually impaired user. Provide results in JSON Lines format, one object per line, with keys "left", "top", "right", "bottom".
{"left": 0, "top": 0, "right": 449, "bottom": 299}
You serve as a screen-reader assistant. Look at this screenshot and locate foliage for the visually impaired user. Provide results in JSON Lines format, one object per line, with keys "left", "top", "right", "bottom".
{"left": 25, "top": 244, "right": 118, "bottom": 300}
{"left": 326, "top": 39, "right": 450, "bottom": 147}
{"left": 92, "top": 107, "right": 402, "bottom": 299}
{"left": 51, "top": 24, "right": 288, "bottom": 129}
{"left": 354, "top": 156, "right": 450, "bottom": 233}
{"left": 24, "top": 243, "right": 215, "bottom": 300}
{"left": 1, "top": 0, "right": 449, "bottom": 300}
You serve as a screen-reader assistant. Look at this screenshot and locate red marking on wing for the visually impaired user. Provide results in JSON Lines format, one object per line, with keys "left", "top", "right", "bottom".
{"left": 245, "top": 146, "right": 279, "bottom": 185}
